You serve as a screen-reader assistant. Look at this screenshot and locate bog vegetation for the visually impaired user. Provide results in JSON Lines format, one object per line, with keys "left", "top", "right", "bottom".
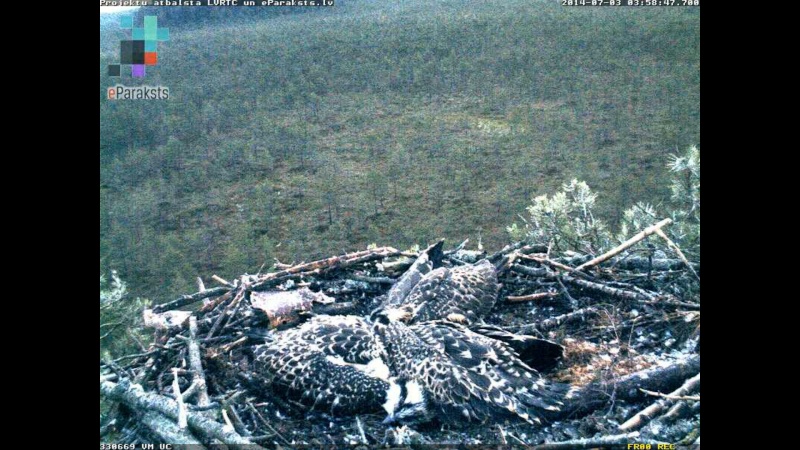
{"left": 100, "top": 0, "right": 700, "bottom": 303}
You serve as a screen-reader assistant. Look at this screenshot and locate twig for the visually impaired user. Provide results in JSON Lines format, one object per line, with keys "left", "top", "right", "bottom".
{"left": 576, "top": 219, "right": 673, "bottom": 271}
{"left": 356, "top": 416, "right": 368, "bottom": 445}
{"left": 219, "top": 337, "right": 249, "bottom": 353}
{"left": 154, "top": 287, "right": 231, "bottom": 314}
{"left": 207, "top": 288, "right": 245, "bottom": 339}
{"left": 653, "top": 228, "right": 701, "bottom": 282}
{"left": 556, "top": 277, "right": 577, "bottom": 304}
{"left": 113, "top": 351, "right": 157, "bottom": 364}
{"left": 226, "top": 404, "right": 251, "bottom": 437}
{"left": 507, "top": 431, "right": 531, "bottom": 448}
{"left": 506, "top": 291, "right": 559, "bottom": 303}
{"left": 445, "top": 239, "right": 470, "bottom": 255}
{"left": 496, "top": 425, "right": 508, "bottom": 446}
{"left": 100, "top": 323, "right": 124, "bottom": 341}
{"left": 640, "top": 389, "right": 700, "bottom": 402}
{"left": 100, "top": 321, "right": 124, "bottom": 330}
{"left": 247, "top": 402, "right": 292, "bottom": 447}
{"left": 351, "top": 274, "right": 396, "bottom": 285}
{"left": 521, "top": 255, "right": 595, "bottom": 281}
{"left": 180, "top": 380, "right": 202, "bottom": 402}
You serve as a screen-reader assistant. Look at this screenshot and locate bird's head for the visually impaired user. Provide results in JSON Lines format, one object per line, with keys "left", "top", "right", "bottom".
{"left": 382, "top": 379, "right": 431, "bottom": 426}
{"left": 370, "top": 305, "right": 415, "bottom": 325}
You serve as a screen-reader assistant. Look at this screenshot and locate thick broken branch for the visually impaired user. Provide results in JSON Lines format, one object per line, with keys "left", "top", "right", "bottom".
{"left": 172, "top": 370, "right": 189, "bottom": 429}
{"left": 561, "top": 355, "right": 700, "bottom": 417}
{"left": 140, "top": 411, "right": 206, "bottom": 446}
{"left": 187, "top": 317, "right": 211, "bottom": 408}
{"left": 101, "top": 379, "right": 264, "bottom": 448}
{"left": 619, "top": 373, "right": 700, "bottom": 431}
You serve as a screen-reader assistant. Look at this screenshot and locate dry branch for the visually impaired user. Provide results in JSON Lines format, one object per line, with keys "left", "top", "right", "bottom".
{"left": 140, "top": 411, "right": 206, "bottom": 446}
{"left": 653, "top": 228, "right": 701, "bottom": 282}
{"left": 154, "top": 287, "right": 231, "bottom": 314}
{"left": 212, "top": 275, "right": 234, "bottom": 287}
{"left": 510, "top": 264, "right": 556, "bottom": 279}
{"left": 562, "top": 354, "right": 700, "bottom": 417}
{"left": 489, "top": 243, "right": 549, "bottom": 262}
{"left": 506, "top": 292, "right": 559, "bottom": 303}
{"left": 619, "top": 373, "right": 700, "bottom": 432}
{"left": 172, "top": 369, "right": 189, "bottom": 429}
{"left": 187, "top": 317, "right": 211, "bottom": 408}
{"left": 519, "top": 307, "right": 601, "bottom": 334}
{"left": 521, "top": 255, "right": 595, "bottom": 281}
{"left": 101, "top": 379, "right": 264, "bottom": 448}
{"left": 532, "top": 432, "right": 645, "bottom": 449}
{"left": 351, "top": 274, "right": 396, "bottom": 285}
{"left": 640, "top": 389, "right": 700, "bottom": 402}
{"left": 612, "top": 256, "right": 697, "bottom": 272}
{"left": 576, "top": 218, "right": 673, "bottom": 271}
{"left": 562, "top": 275, "right": 653, "bottom": 301}
{"left": 251, "top": 247, "right": 403, "bottom": 291}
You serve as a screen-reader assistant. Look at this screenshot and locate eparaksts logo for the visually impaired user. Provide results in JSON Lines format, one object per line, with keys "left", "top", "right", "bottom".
{"left": 107, "top": 15, "right": 169, "bottom": 78}
{"left": 107, "top": 85, "right": 170, "bottom": 101}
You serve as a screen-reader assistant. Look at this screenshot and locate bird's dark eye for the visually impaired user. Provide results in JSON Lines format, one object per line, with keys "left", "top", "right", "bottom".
{"left": 377, "top": 315, "right": 391, "bottom": 325}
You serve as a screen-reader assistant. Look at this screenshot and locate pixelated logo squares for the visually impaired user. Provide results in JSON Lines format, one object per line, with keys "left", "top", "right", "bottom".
{"left": 108, "top": 15, "right": 169, "bottom": 79}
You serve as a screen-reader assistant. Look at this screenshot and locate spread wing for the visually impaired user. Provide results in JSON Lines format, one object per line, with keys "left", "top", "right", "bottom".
{"left": 409, "top": 321, "right": 563, "bottom": 423}
{"left": 253, "top": 316, "right": 390, "bottom": 415}
{"left": 379, "top": 320, "right": 556, "bottom": 425}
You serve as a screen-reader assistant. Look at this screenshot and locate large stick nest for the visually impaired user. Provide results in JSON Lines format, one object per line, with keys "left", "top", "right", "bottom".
{"left": 100, "top": 241, "right": 700, "bottom": 448}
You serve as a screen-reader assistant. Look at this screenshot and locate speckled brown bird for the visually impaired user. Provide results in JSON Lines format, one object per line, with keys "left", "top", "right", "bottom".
{"left": 374, "top": 314, "right": 565, "bottom": 426}
{"left": 379, "top": 258, "right": 500, "bottom": 326}
{"left": 253, "top": 315, "right": 393, "bottom": 416}
{"left": 253, "top": 314, "right": 566, "bottom": 426}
